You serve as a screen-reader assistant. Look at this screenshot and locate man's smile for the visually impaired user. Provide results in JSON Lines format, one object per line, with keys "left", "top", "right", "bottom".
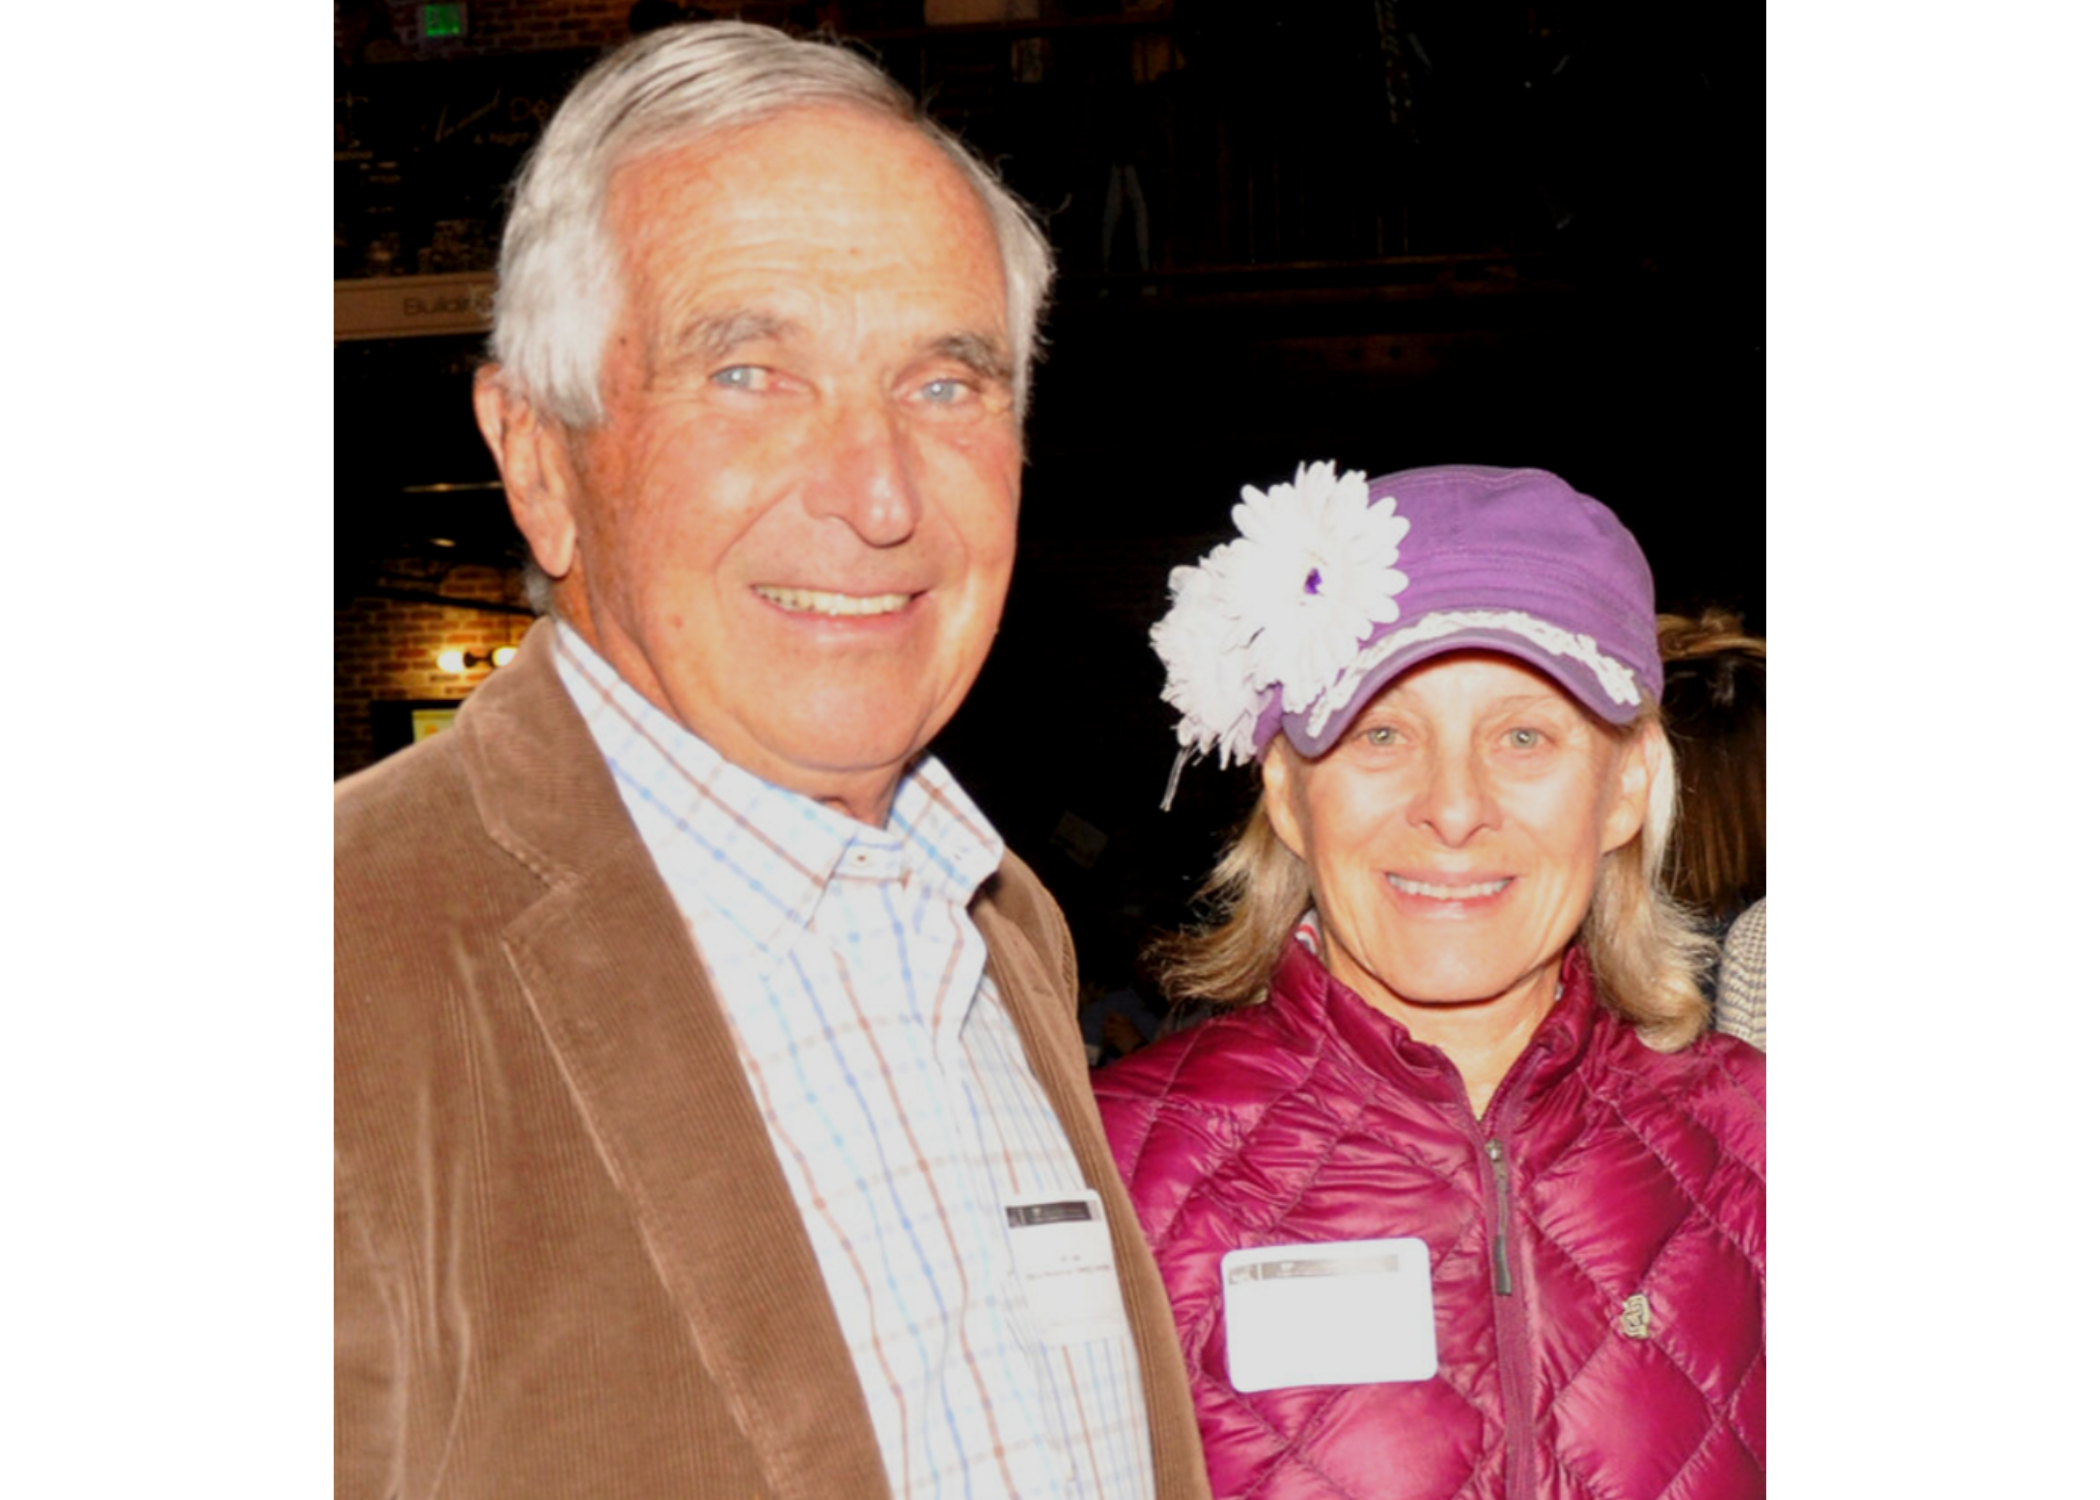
{"left": 753, "top": 585, "right": 917, "bottom": 618}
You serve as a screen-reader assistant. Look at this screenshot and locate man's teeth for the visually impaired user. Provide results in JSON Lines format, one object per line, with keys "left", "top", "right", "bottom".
{"left": 1387, "top": 876, "right": 1512, "bottom": 899}
{"left": 755, "top": 586, "right": 912, "bottom": 617}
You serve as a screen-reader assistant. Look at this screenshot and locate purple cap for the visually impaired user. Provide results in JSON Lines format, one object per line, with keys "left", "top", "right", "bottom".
{"left": 1259, "top": 465, "right": 1662, "bottom": 758}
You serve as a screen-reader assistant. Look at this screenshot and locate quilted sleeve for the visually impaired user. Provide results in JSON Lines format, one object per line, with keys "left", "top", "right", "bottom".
{"left": 1701, "top": 1034, "right": 1767, "bottom": 1185}
{"left": 1092, "top": 1041, "right": 1192, "bottom": 1216}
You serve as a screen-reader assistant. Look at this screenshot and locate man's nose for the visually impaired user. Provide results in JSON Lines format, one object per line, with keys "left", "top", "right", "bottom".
{"left": 802, "top": 398, "right": 922, "bottom": 547}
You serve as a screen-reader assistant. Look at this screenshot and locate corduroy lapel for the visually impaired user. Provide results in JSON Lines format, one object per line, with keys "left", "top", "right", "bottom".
{"left": 976, "top": 870, "right": 1214, "bottom": 1500}
{"left": 457, "top": 623, "right": 890, "bottom": 1500}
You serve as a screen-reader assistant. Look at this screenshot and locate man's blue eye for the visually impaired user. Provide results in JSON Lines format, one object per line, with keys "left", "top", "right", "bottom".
{"left": 711, "top": 366, "right": 762, "bottom": 390}
{"left": 922, "top": 378, "right": 970, "bottom": 405}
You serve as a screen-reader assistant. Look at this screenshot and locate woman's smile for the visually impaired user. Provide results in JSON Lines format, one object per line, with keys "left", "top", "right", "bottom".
{"left": 1383, "top": 873, "right": 1514, "bottom": 901}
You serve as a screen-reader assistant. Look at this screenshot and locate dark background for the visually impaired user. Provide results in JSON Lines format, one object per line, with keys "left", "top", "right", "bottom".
{"left": 337, "top": 2, "right": 1761, "bottom": 988}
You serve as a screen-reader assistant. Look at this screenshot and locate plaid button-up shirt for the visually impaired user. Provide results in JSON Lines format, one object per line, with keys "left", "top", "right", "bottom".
{"left": 555, "top": 626, "right": 1155, "bottom": 1500}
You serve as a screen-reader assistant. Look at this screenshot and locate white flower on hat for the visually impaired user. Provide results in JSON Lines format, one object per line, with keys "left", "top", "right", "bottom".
{"left": 1152, "top": 461, "right": 1413, "bottom": 771}
{"left": 1153, "top": 542, "right": 1265, "bottom": 766}
{"left": 1230, "top": 462, "right": 1412, "bottom": 711}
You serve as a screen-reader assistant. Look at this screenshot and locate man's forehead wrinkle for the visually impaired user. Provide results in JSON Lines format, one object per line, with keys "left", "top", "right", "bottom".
{"left": 600, "top": 121, "right": 1013, "bottom": 398}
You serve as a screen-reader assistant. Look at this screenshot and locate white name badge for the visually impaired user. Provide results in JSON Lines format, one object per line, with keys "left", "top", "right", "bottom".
{"left": 1003, "top": 1191, "right": 1127, "bottom": 1348}
{"left": 1221, "top": 1238, "right": 1438, "bottom": 1392}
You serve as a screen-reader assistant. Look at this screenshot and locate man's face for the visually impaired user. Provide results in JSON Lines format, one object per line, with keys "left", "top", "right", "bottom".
{"left": 497, "top": 106, "right": 1023, "bottom": 824}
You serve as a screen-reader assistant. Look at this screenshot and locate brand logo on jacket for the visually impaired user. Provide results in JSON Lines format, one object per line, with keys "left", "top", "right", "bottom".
{"left": 1617, "top": 1293, "right": 1652, "bottom": 1339}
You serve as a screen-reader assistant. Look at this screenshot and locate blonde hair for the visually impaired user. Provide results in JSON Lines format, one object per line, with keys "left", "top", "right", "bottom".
{"left": 1149, "top": 706, "right": 1714, "bottom": 1052}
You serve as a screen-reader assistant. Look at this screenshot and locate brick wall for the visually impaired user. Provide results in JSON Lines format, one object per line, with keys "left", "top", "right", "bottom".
{"left": 335, "top": 562, "right": 533, "bottom": 780}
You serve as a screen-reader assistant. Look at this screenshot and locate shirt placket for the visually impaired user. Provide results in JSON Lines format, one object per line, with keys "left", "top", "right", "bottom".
{"left": 876, "top": 843, "right": 1072, "bottom": 1499}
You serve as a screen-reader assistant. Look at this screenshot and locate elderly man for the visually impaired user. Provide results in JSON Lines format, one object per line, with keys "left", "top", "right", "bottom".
{"left": 336, "top": 24, "right": 1208, "bottom": 1500}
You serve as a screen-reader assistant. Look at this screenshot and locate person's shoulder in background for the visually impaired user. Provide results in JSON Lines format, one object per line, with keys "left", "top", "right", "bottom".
{"left": 1714, "top": 897, "right": 1767, "bottom": 1052}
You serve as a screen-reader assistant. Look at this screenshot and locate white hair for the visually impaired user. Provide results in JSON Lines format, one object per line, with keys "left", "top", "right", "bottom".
{"left": 488, "top": 22, "right": 1054, "bottom": 429}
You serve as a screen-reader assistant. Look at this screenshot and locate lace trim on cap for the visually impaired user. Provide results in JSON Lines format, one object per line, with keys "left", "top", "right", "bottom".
{"left": 1305, "top": 608, "right": 1642, "bottom": 740}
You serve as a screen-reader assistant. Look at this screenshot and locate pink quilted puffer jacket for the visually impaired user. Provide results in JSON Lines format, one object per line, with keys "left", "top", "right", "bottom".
{"left": 1095, "top": 941, "right": 1765, "bottom": 1500}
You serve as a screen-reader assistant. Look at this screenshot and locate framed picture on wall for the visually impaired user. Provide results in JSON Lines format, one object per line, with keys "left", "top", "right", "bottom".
{"left": 370, "top": 698, "right": 464, "bottom": 760}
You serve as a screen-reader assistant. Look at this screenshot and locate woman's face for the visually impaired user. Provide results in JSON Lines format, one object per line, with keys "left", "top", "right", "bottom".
{"left": 1262, "top": 653, "right": 1657, "bottom": 1020}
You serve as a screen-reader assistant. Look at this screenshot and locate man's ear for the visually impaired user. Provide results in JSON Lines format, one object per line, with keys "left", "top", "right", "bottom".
{"left": 473, "top": 365, "right": 579, "bottom": 581}
{"left": 1600, "top": 719, "right": 1663, "bottom": 856}
{"left": 1260, "top": 744, "right": 1311, "bottom": 861}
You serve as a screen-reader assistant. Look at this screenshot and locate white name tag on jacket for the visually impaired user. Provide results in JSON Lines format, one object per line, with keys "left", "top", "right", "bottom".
{"left": 1221, "top": 1238, "right": 1438, "bottom": 1391}
{"left": 1003, "top": 1191, "right": 1125, "bottom": 1347}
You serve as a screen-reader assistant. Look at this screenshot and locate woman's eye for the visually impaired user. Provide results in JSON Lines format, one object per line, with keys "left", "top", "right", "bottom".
{"left": 1507, "top": 727, "right": 1543, "bottom": 749}
{"left": 1363, "top": 725, "right": 1399, "bottom": 747}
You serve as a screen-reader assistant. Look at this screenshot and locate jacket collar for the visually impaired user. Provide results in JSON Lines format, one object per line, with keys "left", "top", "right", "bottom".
{"left": 1267, "top": 938, "right": 1604, "bottom": 1111}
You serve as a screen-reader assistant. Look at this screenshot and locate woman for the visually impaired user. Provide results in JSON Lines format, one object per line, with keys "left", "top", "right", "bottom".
{"left": 1657, "top": 606, "right": 1769, "bottom": 1049}
{"left": 1097, "top": 464, "right": 1764, "bottom": 1500}
{"left": 1657, "top": 606, "right": 1767, "bottom": 938}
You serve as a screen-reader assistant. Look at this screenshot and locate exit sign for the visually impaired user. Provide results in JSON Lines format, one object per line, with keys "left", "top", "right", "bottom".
{"left": 422, "top": 3, "right": 466, "bottom": 38}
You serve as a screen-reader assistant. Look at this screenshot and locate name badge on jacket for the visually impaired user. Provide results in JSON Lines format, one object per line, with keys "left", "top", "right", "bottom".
{"left": 1003, "top": 1191, "right": 1125, "bottom": 1347}
{"left": 1221, "top": 1238, "right": 1438, "bottom": 1392}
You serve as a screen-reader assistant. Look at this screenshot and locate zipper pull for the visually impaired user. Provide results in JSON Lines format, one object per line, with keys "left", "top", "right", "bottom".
{"left": 1487, "top": 1138, "right": 1513, "bottom": 1297}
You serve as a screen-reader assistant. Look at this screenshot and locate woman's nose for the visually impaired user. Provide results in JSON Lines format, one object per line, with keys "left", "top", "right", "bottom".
{"left": 1410, "top": 748, "right": 1498, "bottom": 846}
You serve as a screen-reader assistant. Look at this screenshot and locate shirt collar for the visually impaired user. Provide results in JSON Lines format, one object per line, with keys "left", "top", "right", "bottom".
{"left": 550, "top": 622, "right": 1003, "bottom": 946}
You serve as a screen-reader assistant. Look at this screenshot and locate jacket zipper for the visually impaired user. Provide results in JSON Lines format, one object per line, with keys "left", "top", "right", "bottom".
{"left": 1471, "top": 1048, "right": 1544, "bottom": 1500}
{"left": 1486, "top": 1139, "right": 1514, "bottom": 1296}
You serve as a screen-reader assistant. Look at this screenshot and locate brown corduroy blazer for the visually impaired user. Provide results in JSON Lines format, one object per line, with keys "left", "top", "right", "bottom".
{"left": 336, "top": 621, "right": 1210, "bottom": 1499}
